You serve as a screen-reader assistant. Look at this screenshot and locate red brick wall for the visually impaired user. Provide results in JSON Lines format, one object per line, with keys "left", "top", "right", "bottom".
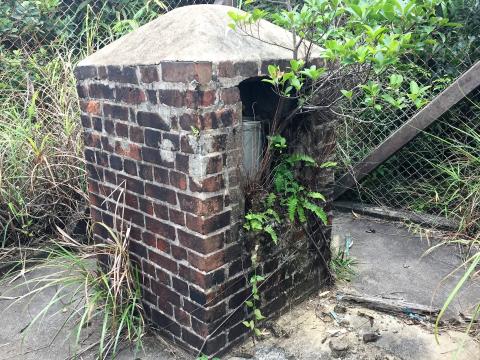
{"left": 75, "top": 59, "right": 333, "bottom": 356}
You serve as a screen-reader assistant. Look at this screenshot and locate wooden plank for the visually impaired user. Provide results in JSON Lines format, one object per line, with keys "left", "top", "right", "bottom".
{"left": 334, "top": 61, "right": 480, "bottom": 199}
{"left": 337, "top": 292, "right": 441, "bottom": 317}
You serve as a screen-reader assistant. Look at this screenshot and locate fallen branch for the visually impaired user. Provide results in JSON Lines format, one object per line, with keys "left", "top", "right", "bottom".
{"left": 337, "top": 292, "right": 440, "bottom": 317}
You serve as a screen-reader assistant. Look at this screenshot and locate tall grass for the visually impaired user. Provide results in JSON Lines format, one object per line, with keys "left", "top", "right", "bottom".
{"left": 0, "top": 46, "right": 86, "bottom": 249}
{"left": 2, "top": 211, "right": 145, "bottom": 358}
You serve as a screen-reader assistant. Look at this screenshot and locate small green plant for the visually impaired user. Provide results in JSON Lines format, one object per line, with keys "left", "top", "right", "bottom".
{"left": 242, "top": 136, "right": 330, "bottom": 335}
{"left": 330, "top": 248, "right": 357, "bottom": 282}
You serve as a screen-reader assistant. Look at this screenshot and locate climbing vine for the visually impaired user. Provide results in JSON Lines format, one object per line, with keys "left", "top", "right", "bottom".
{"left": 242, "top": 135, "right": 334, "bottom": 335}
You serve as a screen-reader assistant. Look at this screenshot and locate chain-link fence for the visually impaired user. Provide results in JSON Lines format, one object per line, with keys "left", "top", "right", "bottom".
{"left": 0, "top": 0, "right": 214, "bottom": 52}
{"left": 336, "top": 0, "right": 480, "bottom": 230}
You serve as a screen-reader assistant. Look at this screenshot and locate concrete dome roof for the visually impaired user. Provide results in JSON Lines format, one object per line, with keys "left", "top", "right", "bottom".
{"left": 79, "top": 4, "right": 320, "bottom": 66}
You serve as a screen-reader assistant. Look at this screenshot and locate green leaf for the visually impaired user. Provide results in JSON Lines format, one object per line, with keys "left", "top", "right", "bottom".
{"left": 303, "top": 201, "right": 328, "bottom": 225}
{"left": 264, "top": 225, "right": 278, "bottom": 244}
{"left": 287, "top": 196, "right": 298, "bottom": 222}
{"left": 320, "top": 161, "right": 337, "bottom": 168}
{"left": 254, "top": 308, "right": 266, "bottom": 320}
{"left": 308, "top": 192, "right": 326, "bottom": 201}
{"left": 341, "top": 89, "right": 353, "bottom": 100}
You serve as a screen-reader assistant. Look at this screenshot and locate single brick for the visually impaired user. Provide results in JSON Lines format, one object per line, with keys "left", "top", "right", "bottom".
{"left": 234, "top": 61, "right": 258, "bottom": 77}
{"left": 177, "top": 194, "right": 224, "bottom": 216}
{"left": 220, "top": 87, "right": 240, "bottom": 104}
{"left": 115, "top": 141, "right": 141, "bottom": 161}
{"left": 88, "top": 84, "right": 114, "bottom": 100}
{"left": 116, "top": 87, "right": 146, "bottom": 104}
{"left": 145, "top": 216, "right": 176, "bottom": 240}
{"left": 130, "top": 126, "right": 144, "bottom": 144}
{"left": 103, "top": 103, "right": 129, "bottom": 121}
{"left": 158, "top": 89, "right": 183, "bottom": 108}
{"left": 115, "top": 122, "right": 129, "bottom": 138}
{"left": 178, "top": 229, "right": 225, "bottom": 254}
{"left": 107, "top": 65, "right": 138, "bottom": 84}
{"left": 169, "top": 171, "right": 187, "bottom": 190}
{"left": 188, "top": 250, "right": 226, "bottom": 272}
{"left": 76, "top": 84, "right": 88, "bottom": 98}
{"left": 80, "top": 100, "right": 101, "bottom": 115}
{"left": 149, "top": 251, "right": 178, "bottom": 274}
{"left": 144, "top": 128, "right": 161, "bottom": 147}
{"left": 140, "top": 66, "right": 160, "bottom": 83}
{"left": 123, "top": 159, "right": 137, "bottom": 176}
{"left": 145, "top": 183, "right": 177, "bottom": 205}
{"left": 185, "top": 212, "right": 231, "bottom": 235}
{"left": 168, "top": 208, "right": 185, "bottom": 226}
{"left": 162, "top": 62, "right": 212, "bottom": 84}
{"left": 137, "top": 111, "right": 170, "bottom": 131}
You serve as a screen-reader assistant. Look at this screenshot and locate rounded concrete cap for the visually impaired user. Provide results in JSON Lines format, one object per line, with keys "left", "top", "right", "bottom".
{"left": 78, "top": 4, "right": 321, "bottom": 66}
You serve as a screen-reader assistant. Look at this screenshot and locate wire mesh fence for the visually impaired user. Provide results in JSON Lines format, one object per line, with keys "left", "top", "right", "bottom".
{"left": 0, "top": 0, "right": 214, "bottom": 52}
{"left": 335, "top": 0, "right": 480, "bottom": 227}
{"left": 1, "top": 0, "right": 479, "bottom": 231}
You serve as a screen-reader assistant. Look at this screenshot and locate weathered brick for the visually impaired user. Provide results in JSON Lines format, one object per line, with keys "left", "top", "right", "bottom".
{"left": 84, "top": 132, "right": 101, "bottom": 148}
{"left": 217, "top": 61, "right": 235, "bottom": 78}
{"left": 189, "top": 175, "right": 224, "bottom": 193}
{"left": 206, "top": 155, "right": 223, "bottom": 174}
{"left": 76, "top": 84, "right": 88, "bottom": 98}
{"left": 137, "top": 112, "right": 169, "bottom": 131}
{"left": 116, "top": 87, "right": 146, "bottom": 104}
{"left": 178, "top": 229, "right": 225, "bottom": 254}
{"left": 162, "top": 62, "right": 212, "bottom": 84}
{"left": 130, "top": 126, "right": 144, "bottom": 144}
{"left": 174, "top": 306, "right": 191, "bottom": 327}
{"left": 115, "top": 141, "right": 141, "bottom": 160}
{"left": 158, "top": 89, "right": 184, "bottom": 108}
{"left": 145, "top": 216, "right": 176, "bottom": 240}
{"left": 80, "top": 100, "right": 101, "bottom": 115}
{"left": 104, "top": 119, "right": 115, "bottom": 134}
{"left": 169, "top": 171, "right": 187, "bottom": 190}
{"left": 234, "top": 61, "right": 258, "bottom": 77}
{"left": 80, "top": 115, "right": 91, "bottom": 128}
{"left": 140, "top": 66, "right": 160, "bottom": 83}
{"left": 107, "top": 65, "right": 138, "bottom": 84}
{"left": 172, "top": 276, "right": 189, "bottom": 296}
{"left": 103, "top": 103, "right": 129, "bottom": 121}
{"left": 123, "top": 158, "right": 137, "bottom": 176}
{"left": 144, "top": 128, "right": 161, "bottom": 147}
{"left": 141, "top": 147, "right": 161, "bottom": 165}
{"left": 109, "top": 155, "right": 123, "bottom": 170}
{"left": 185, "top": 212, "right": 231, "bottom": 235}
{"left": 168, "top": 208, "right": 185, "bottom": 226}
{"left": 185, "top": 90, "right": 216, "bottom": 108}
{"left": 188, "top": 250, "right": 226, "bottom": 272}
{"left": 117, "top": 174, "right": 144, "bottom": 195}
{"left": 149, "top": 251, "right": 178, "bottom": 274}
{"left": 115, "top": 122, "right": 129, "bottom": 138}
{"left": 146, "top": 89, "right": 158, "bottom": 105}
{"left": 92, "top": 116, "right": 103, "bottom": 132}
{"left": 220, "top": 87, "right": 240, "bottom": 104}
{"left": 139, "top": 198, "right": 154, "bottom": 216}
{"left": 153, "top": 166, "right": 169, "bottom": 184}
{"left": 177, "top": 194, "right": 223, "bottom": 216}
{"left": 88, "top": 84, "right": 114, "bottom": 100}
{"left": 175, "top": 153, "right": 189, "bottom": 173}
{"left": 171, "top": 245, "right": 187, "bottom": 261}
{"left": 145, "top": 183, "right": 177, "bottom": 205}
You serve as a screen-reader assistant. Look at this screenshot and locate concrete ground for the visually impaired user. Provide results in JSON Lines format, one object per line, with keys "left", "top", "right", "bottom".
{"left": 0, "top": 211, "right": 478, "bottom": 359}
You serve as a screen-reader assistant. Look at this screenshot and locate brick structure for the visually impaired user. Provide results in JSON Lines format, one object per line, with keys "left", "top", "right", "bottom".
{"left": 75, "top": 4, "right": 334, "bottom": 357}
